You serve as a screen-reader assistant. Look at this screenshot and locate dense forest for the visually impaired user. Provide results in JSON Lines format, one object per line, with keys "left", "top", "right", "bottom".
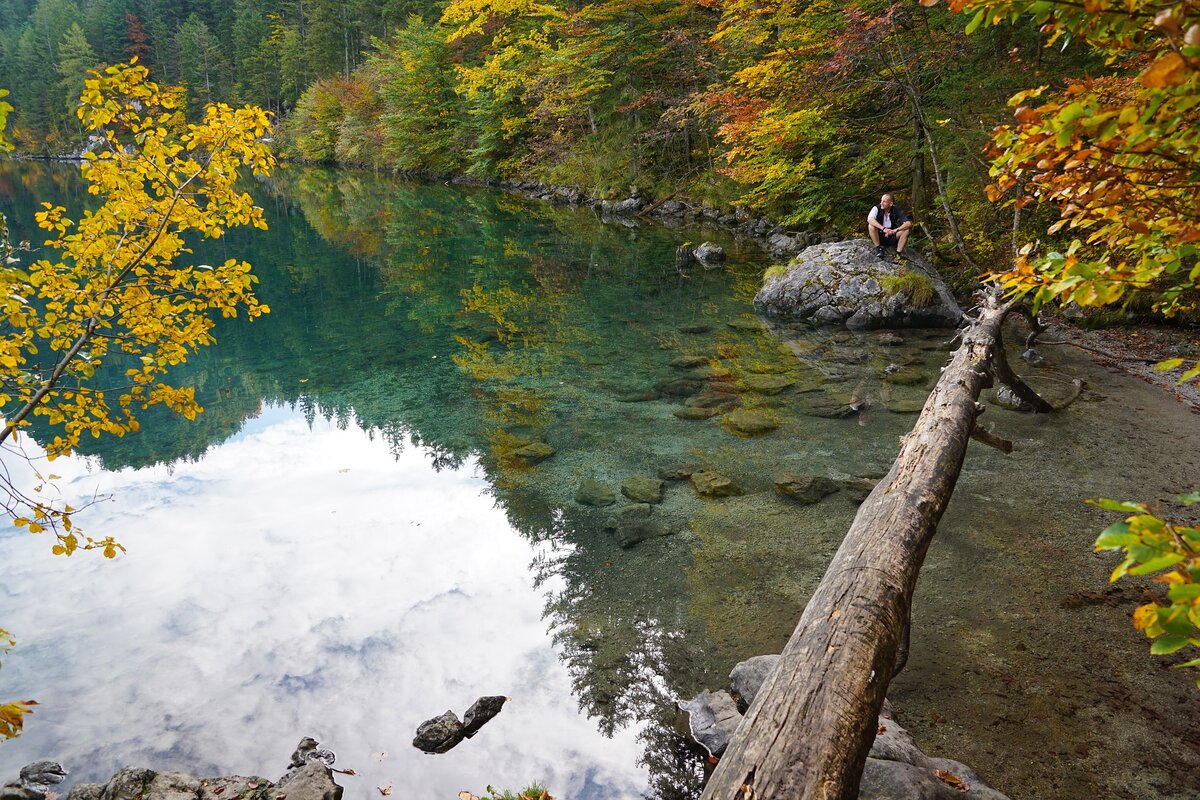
{"left": 0, "top": 0, "right": 1116, "bottom": 265}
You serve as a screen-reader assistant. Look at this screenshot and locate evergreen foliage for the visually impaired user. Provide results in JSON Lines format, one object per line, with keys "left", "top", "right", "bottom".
{"left": 0, "top": 0, "right": 1191, "bottom": 277}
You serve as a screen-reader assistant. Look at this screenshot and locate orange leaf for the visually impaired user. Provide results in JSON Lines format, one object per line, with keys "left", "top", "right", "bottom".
{"left": 1140, "top": 52, "right": 1189, "bottom": 89}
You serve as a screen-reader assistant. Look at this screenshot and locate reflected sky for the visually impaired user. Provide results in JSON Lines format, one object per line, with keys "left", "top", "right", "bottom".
{"left": 0, "top": 408, "right": 646, "bottom": 797}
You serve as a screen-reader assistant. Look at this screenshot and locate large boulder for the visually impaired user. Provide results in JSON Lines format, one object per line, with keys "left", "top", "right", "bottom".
{"left": 754, "top": 240, "right": 962, "bottom": 329}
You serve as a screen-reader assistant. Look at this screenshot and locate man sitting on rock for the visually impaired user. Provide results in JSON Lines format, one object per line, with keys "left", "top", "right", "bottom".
{"left": 867, "top": 193, "right": 911, "bottom": 261}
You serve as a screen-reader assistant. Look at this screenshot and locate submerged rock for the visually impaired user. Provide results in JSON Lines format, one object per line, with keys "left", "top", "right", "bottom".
{"left": 657, "top": 464, "right": 699, "bottom": 481}
{"left": 754, "top": 240, "right": 962, "bottom": 329}
{"left": 840, "top": 478, "right": 879, "bottom": 504}
{"left": 722, "top": 408, "right": 781, "bottom": 436}
{"left": 674, "top": 406, "right": 721, "bottom": 420}
{"left": 881, "top": 366, "right": 928, "bottom": 386}
{"left": 658, "top": 378, "right": 705, "bottom": 397}
{"left": 604, "top": 503, "right": 670, "bottom": 548}
{"left": 690, "top": 471, "right": 741, "bottom": 497}
{"left": 679, "top": 323, "right": 713, "bottom": 335}
{"left": 775, "top": 474, "right": 841, "bottom": 504}
{"left": 621, "top": 476, "right": 665, "bottom": 504}
{"left": 741, "top": 375, "right": 795, "bottom": 395}
{"left": 509, "top": 442, "right": 554, "bottom": 464}
{"left": 727, "top": 318, "right": 764, "bottom": 331}
{"left": 575, "top": 479, "right": 616, "bottom": 507}
{"left": 614, "top": 389, "right": 659, "bottom": 403}
{"left": 796, "top": 394, "right": 857, "bottom": 419}
{"left": 670, "top": 355, "right": 709, "bottom": 369}
{"left": 413, "top": 711, "right": 466, "bottom": 754}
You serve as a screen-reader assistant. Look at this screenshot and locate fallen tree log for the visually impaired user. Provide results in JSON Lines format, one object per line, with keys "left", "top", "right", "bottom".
{"left": 701, "top": 295, "right": 1034, "bottom": 800}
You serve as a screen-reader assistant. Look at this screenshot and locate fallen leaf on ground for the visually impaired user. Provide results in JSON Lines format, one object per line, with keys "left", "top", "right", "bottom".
{"left": 455, "top": 792, "right": 473, "bottom": 800}
{"left": 934, "top": 769, "right": 970, "bottom": 792}
{"left": 379, "top": 786, "right": 394, "bottom": 796}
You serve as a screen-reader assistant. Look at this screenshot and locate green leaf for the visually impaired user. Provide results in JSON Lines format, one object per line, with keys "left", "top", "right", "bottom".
{"left": 1168, "top": 584, "right": 1200, "bottom": 603}
{"left": 1154, "top": 358, "right": 1185, "bottom": 371}
{"left": 1091, "top": 498, "right": 1145, "bottom": 513}
{"left": 1180, "top": 492, "right": 1200, "bottom": 506}
{"left": 1150, "top": 634, "right": 1190, "bottom": 655}
{"left": 1110, "top": 556, "right": 1136, "bottom": 583}
{"left": 964, "top": 8, "right": 986, "bottom": 34}
{"left": 1129, "top": 553, "right": 1185, "bottom": 575}
{"left": 1173, "top": 657, "right": 1200, "bottom": 669}
{"left": 1094, "top": 521, "right": 1138, "bottom": 550}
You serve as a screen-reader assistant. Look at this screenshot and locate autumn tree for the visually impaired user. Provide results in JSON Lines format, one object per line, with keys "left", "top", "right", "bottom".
{"left": 0, "top": 61, "right": 275, "bottom": 557}
{"left": 936, "top": 0, "right": 1200, "bottom": 674}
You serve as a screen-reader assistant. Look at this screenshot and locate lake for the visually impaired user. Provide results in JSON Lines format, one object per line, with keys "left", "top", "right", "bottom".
{"left": 1, "top": 162, "right": 1197, "bottom": 799}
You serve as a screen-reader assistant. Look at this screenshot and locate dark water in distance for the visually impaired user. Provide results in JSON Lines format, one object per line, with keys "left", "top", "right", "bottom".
{"left": 1, "top": 162, "right": 1198, "bottom": 799}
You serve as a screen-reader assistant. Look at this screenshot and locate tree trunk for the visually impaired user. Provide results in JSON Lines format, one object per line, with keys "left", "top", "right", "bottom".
{"left": 910, "top": 119, "right": 926, "bottom": 221}
{"left": 701, "top": 298, "right": 1011, "bottom": 800}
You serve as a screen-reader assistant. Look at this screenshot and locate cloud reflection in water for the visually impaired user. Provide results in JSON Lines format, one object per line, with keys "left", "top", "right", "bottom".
{"left": 0, "top": 407, "right": 647, "bottom": 798}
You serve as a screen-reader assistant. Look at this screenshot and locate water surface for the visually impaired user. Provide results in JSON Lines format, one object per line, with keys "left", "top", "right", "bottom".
{"left": 1, "top": 163, "right": 1197, "bottom": 799}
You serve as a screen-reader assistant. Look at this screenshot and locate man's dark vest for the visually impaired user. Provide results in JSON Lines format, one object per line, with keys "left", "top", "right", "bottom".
{"left": 871, "top": 204, "right": 908, "bottom": 228}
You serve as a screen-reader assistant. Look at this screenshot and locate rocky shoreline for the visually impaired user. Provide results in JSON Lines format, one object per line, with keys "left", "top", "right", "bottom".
{"left": 1, "top": 741, "right": 344, "bottom": 800}
{"left": 680, "top": 655, "right": 1011, "bottom": 800}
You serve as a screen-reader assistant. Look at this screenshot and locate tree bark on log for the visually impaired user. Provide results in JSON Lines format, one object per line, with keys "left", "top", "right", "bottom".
{"left": 700, "top": 298, "right": 1013, "bottom": 800}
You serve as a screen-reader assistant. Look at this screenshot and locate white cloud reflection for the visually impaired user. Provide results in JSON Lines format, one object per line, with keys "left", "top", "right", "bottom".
{"left": 0, "top": 407, "right": 647, "bottom": 798}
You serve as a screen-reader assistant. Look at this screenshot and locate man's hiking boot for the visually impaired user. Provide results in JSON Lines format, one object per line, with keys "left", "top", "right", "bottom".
{"left": 874, "top": 245, "right": 885, "bottom": 260}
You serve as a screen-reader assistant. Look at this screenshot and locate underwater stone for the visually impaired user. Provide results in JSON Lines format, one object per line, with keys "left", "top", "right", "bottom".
{"left": 727, "top": 318, "right": 763, "bottom": 331}
{"left": 690, "top": 471, "right": 741, "bottom": 497}
{"left": 509, "top": 442, "right": 554, "bottom": 464}
{"left": 674, "top": 406, "right": 721, "bottom": 420}
{"left": 615, "top": 389, "right": 659, "bottom": 402}
{"left": 658, "top": 378, "right": 705, "bottom": 397}
{"left": 678, "top": 365, "right": 732, "bottom": 381}
{"left": 775, "top": 474, "right": 841, "bottom": 504}
{"left": 612, "top": 517, "right": 671, "bottom": 548}
{"left": 796, "top": 395, "right": 857, "bottom": 419}
{"left": 657, "top": 464, "right": 699, "bottom": 481}
{"left": 603, "top": 503, "right": 652, "bottom": 529}
{"left": 840, "top": 478, "right": 878, "bottom": 504}
{"left": 621, "top": 476, "right": 665, "bottom": 504}
{"left": 670, "top": 355, "right": 709, "bottom": 369}
{"left": 881, "top": 367, "right": 928, "bottom": 386}
{"left": 575, "top": 479, "right": 616, "bottom": 507}
{"left": 722, "top": 408, "right": 781, "bottom": 435}
{"left": 741, "top": 375, "right": 795, "bottom": 395}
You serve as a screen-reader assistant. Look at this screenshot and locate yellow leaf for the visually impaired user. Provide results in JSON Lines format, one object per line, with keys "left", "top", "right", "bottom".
{"left": 1140, "top": 52, "right": 1189, "bottom": 88}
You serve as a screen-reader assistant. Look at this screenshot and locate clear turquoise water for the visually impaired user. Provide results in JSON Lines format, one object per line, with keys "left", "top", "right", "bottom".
{"left": 1, "top": 163, "right": 1197, "bottom": 799}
